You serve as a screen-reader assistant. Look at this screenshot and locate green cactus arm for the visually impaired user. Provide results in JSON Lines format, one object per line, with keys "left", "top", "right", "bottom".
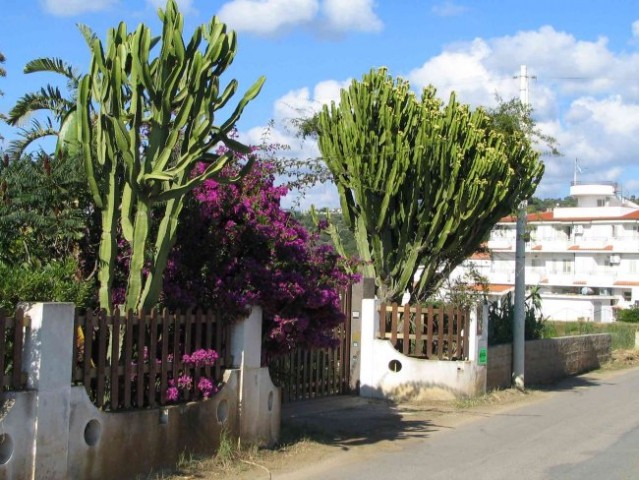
{"left": 219, "top": 76, "right": 266, "bottom": 132}
{"left": 124, "top": 199, "right": 151, "bottom": 313}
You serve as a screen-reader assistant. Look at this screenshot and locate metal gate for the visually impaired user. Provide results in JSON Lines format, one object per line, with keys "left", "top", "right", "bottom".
{"left": 269, "top": 285, "right": 352, "bottom": 403}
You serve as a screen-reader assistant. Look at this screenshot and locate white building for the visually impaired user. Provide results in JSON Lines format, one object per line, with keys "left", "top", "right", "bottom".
{"left": 455, "top": 182, "right": 639, "bottom": 322}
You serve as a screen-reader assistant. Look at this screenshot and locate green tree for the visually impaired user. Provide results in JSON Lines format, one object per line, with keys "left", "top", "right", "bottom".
{"left": 0, "top": 152, "right": 97, "bottom": 269}
{"left": 315, "top": 68, "right": 544, "bottom": 303}
{"left": 6, "top": 56, "right": 82, "bottom": 159}
{"left": 57, "top": 0, "right": 265, "bottom": 313}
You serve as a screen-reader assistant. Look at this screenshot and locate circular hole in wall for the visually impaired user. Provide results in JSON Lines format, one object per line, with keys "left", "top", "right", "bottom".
{"left": 84, "top": 419, "right": 102, "bottom": 447}
{"left": 0, "top": 434, "right": 14, "bottom": 465}
{"left": 388, "top": 359, "right": 403, "bottom": 373}
{"left": 216, "top": 399, "right": 229, "bottom": 424}
{"left": 267, "top": 391, "right": 274, "bottom": 412}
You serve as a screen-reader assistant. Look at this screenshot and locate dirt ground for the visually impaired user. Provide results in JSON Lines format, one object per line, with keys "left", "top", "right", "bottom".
{"left": 152, "top": 349, "right": 639, "bottom": 480}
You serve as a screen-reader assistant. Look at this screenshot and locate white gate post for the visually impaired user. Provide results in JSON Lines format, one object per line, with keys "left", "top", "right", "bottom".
{"left": 22, "top": 302, "right": 75, "bottom": 479}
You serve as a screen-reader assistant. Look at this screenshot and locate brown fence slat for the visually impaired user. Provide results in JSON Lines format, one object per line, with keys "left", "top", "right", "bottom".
{"left": 414, "top": 304, "right": 423, "bottom": 357}
{"left": 0, "top": 312, "right": 7, "bottom": 391}
{"left": 426, "top": 305, "right": 434, "bottom": 358}
{"left": 214, "top": 312, "right": 222, "bottom": 382}
{"left": 379, "top": 303, "right": 386, "bottom": 339}
{"left": 205, "top": 310, "right": 214, "bottom": 380}
{"left": 447, "top": 305, "right": 454, "bottom": 359}
{"left": 96, "top": 310, "right": 108, "bottom": 408}
{"left": 390, "top": 303, "right": 398, "bottom": 346}
{"left": 437, "top": 307, "right": 444, "bottom": 359}
{"left": 124, "top": 310, "right": 134, "bottom": 409}
{"left": 148, "top": 310, "right": 158, "bottom": 407}
{"left": 110, "top": 310, "right": 121, "bottom": 411}
{"left": 160, "top": 309, "right": 170, "bottom": 405}
{"left": 136, "top": 312, "right": 146, "bottom": 408}
{"left": 402, "top": 303, "right": 410, "bottom": 355}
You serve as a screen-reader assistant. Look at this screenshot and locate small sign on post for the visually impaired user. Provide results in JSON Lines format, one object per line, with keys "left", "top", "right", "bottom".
{"left": 478, "top": 347, "right": 487, "bottom": 366}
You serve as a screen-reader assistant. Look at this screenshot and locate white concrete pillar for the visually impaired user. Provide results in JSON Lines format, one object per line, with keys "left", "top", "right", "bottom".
{"left": 230, "top": 306, "right": 262, "bottom": 369}
{"left": 230, "top": 307, "right": 280, "bottom": 446}
{"left": 21, "top": 302, "right": 75, "bottom": 480}
{"left": 359, "top": 298, "right": 378, "bottom": 398}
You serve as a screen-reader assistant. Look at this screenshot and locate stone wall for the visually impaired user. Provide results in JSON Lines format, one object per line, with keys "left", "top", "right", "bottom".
{"left": 487, "top": 334, "right": 611, "bottom": 390}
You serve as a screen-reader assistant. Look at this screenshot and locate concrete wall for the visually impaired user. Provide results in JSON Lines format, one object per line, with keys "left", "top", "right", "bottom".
{"left": 0, "top": 303, "right": 280, "bottom": 480}
{"left": 359, "top": 299, "right": 488, "bottom": 401}
{"left": 487, "top": 334, "right": 612, "bottom": 390}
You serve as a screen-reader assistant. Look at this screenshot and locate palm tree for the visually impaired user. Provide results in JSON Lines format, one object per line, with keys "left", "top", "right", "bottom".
{"left": 5, "top": 25, "right": 96, "bottom": 160}
{"left": 0, "top": 51, "right": 6, "bottom": 139}
{"left": 5, "top": 57, "right": 80, "bottom": 159}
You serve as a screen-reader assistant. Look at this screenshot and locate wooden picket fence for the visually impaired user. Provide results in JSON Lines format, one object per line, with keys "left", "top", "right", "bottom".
{"left": 72, "top": 309, "right": 230, "bottom": 412}
{"left": 269, "top": 323, "right": 351, "bottom": 403}
{"left": 0, "top": 309, "right": 28, "bottom": 392}
{"left": 378, "top": 303, "right": 470, "bottom": 360}
{"left": 269, "top": 286, "right": 352, "bottom": 403}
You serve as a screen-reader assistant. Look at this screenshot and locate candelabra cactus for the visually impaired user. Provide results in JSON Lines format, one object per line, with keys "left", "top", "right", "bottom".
{"left": 59, "top": 0, "right": 265, "bottom": 312}
{"left": 317, "top": 68, "right": 543, "bottom": 303}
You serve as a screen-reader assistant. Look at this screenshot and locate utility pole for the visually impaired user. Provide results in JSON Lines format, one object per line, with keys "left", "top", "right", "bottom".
{"left": 513, "top": 64, "right": 532, "bottom": 391}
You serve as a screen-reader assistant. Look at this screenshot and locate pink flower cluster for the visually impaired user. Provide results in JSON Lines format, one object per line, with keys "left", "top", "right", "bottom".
{"left": 165, "top": 348, "right": 221, "bottom": 403}
{"left": 182, "top": 349, "right": 219, "bottom": 368}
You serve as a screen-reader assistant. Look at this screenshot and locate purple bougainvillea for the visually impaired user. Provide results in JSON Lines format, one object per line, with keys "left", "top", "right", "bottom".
{"left": 162, "top": 152, "right": 359, "bottom": 360}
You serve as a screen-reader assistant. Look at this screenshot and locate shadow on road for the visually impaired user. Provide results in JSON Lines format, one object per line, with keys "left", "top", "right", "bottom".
{"left": 532, "top": 372, "right": 609, "bottom": 392}
{"left": 280, "top": 396, "right": 442, "bottom": 450}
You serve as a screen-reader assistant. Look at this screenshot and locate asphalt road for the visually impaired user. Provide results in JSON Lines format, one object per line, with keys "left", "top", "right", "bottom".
{"left": 279, "top": 368, "right": 639, "bottom": 480}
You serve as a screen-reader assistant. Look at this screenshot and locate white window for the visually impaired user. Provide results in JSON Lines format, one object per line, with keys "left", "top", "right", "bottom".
{"left": 562, "top": 259, "right": 573, "bottom": 273}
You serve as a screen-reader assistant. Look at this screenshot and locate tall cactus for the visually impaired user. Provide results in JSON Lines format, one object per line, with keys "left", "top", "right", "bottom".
{"left": 59, "top": 0, "right": 264, "bottom": 313}
{"left": 317, "top": 68, "right": 543, "bottom": 303}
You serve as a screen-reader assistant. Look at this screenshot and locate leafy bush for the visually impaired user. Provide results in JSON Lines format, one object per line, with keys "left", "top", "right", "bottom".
{"left": 0, "top": 258, "right": 95, "bottom": 311}
{"left": 616, "top": 307, "right": 639, "bottom": 323}
{"left": 150, "top": 158, "right": 359, "bottom": 359}
{"left": 487, "top": 288, "right": 545, "bottom": 345}
{"left": 543, "top": 321, "right": 638, "bottom": 350}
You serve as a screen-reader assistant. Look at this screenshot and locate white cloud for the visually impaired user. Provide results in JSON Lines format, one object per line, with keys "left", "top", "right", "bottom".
{"left": 42, "top": 0, "right": 116, "bottom": 16}
{"left": 431, "top": 1, "right": 468, "bottom": 17}
{"left": 633, "top": 20, "right": 639, "bottom": 37}
{"left": 273, "top": 79, "right": 349, "bottom": 125}
{"left": 217, "top": 0, "right": 382, "bottom": 36}
{"left": 146, "top": 0, "right": 194, "bottom": 13}
{"left": 217, "top": 0, "right": 319, "bottom": 35}
{"left": 407, "top": 38, "right": 519, "bottom": 108}
{"left": 321, "top": 0, "right": 383, "bottom": 33}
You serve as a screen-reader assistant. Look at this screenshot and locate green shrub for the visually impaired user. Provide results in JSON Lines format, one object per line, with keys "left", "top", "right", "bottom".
{"left": 487, "top": 288, "right": 545, "bottom": 345}
{"left": 0, "top": 258, "right": 94, "bottom": 311}
{"left": 616, "top": 307, "right": 639, "bottom": 324}
{"left": 543, "top": 320, "right": 638, "bottom": 350}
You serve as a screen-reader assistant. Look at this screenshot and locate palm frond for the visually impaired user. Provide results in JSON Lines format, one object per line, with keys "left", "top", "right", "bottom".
{"left": 7, "top": 88, "right": 74, "bottom": 126}
{"left": 24, "top": 57, "right": 78, "bottom": 81}
{"left": 6, "top": 121, "right": 58, "bottom": 160}
{"left": 77, "top": 24, "right": 98, "bottom": 47}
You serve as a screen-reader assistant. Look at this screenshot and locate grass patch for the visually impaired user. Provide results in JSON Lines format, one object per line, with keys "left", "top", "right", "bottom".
{"left": 454, "top": 387, "right": 534, "bottom": 410}
{"left": 543, "top": 321, "right": 638, "bottom": 350}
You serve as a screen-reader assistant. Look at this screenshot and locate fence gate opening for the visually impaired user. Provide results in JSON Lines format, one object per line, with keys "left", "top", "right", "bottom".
{"left": 269, "top": 285, "right": 352, "bottom": 403}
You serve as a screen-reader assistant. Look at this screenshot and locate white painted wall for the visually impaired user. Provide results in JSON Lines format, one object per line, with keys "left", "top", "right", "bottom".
{"left": 359, "top": 300, "right": 487, "bottom": 401}
{"left": 0, "top": 304, "right": 280, "bottom": 480}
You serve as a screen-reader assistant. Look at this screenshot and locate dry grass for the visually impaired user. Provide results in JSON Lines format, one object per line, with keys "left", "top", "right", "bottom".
{"left": 601, "top": 348, "right": 639, "bottom": 371}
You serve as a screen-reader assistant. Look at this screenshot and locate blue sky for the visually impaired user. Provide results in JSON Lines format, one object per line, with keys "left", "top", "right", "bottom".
{"left": 2, "top": 0, "right": 639, "bottom": 209}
